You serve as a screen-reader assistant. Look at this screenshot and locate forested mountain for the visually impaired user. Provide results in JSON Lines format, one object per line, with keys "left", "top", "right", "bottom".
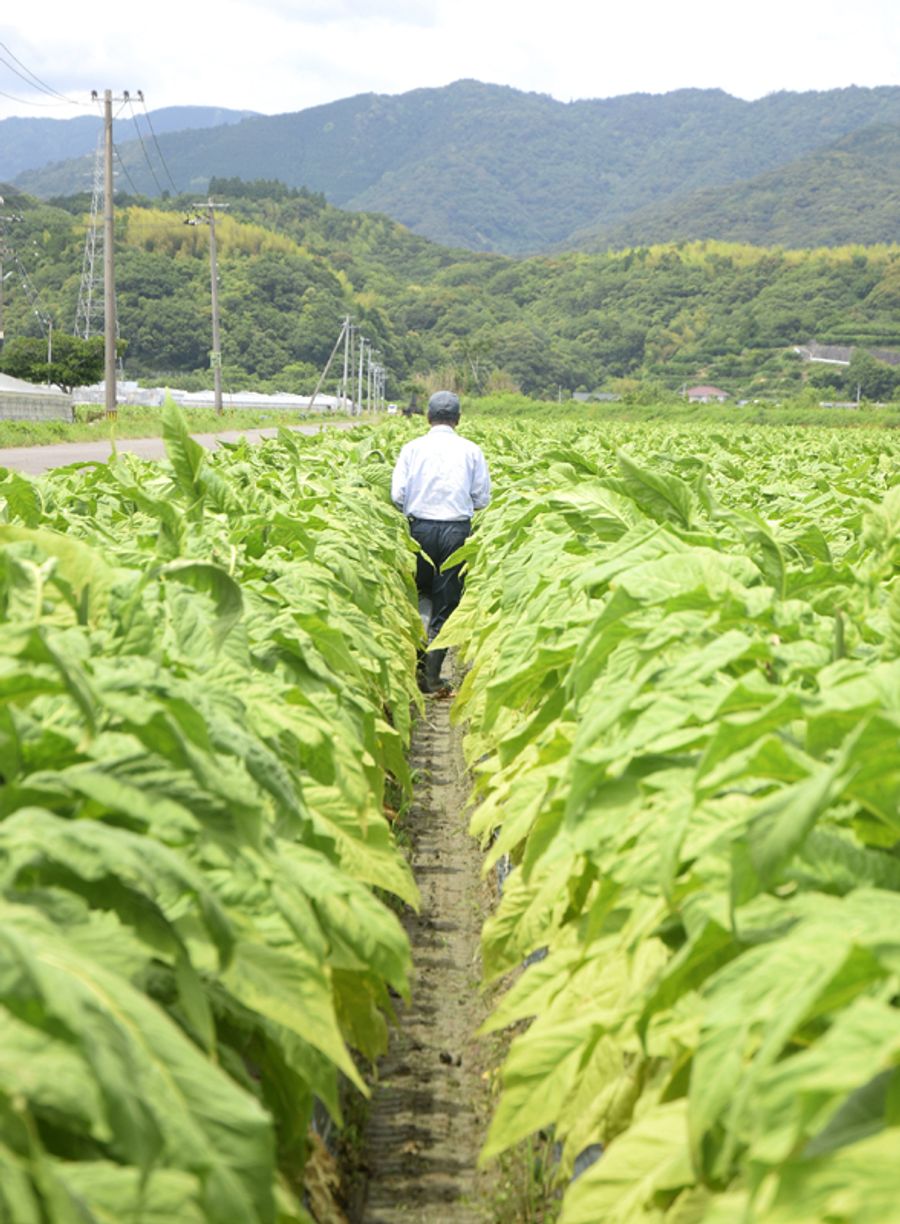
{"left": 1, "top": 183, "right": 898, "bottom": 403}
{"left": 0, "top": 107, "right": 255, "bottom": 182}
{"left": 11, "top": 81, "right": 900, "bottom": 254}
{"left": 577, "top": 125, "right": 900, "bottom": 250}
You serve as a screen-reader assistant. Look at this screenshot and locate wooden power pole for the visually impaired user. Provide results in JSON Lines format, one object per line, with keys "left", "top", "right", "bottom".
{"left": 93, "top": 89, "right": 138, "bottom": 418}
{"left": 190, "top": 199, "right": 228, "bottom": 414}
{"left": 102, "top": 90, "right": 118, "bottom": 419}
{"left": 207, "top": 200, "right": 224, "bottom": 415}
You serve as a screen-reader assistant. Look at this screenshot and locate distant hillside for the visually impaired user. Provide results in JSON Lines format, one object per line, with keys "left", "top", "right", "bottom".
{"left": 578, "top": 125, "right": 900, "bottom": 250}
{"left": 0, "top": 106, "right": 256, "bottom": 181}
{"left": 12, "top": 81, "right": 900, "bottom": 254}
{"left": 1, "top": 185, "right": 898, "bottom": 403}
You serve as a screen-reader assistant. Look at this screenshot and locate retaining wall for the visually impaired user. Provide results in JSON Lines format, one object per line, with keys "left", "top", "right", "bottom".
{"left": 0, "top": 391, "right": 74, "bottom": 422}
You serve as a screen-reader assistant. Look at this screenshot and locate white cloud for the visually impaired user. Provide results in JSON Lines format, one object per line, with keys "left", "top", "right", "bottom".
{"left": 1, "top": 0, "right": 898, "bottom": 122}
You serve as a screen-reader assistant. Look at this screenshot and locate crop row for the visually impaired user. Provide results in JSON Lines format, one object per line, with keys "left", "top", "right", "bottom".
{"left": 0, "top": 410, "right": 420, "bottom": 1223}
{"left": 441, "top": 421, "right": 900, "bottom": 1222}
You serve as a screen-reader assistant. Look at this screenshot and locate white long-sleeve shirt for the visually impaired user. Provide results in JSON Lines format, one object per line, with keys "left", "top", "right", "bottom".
{"left": 391, "top": 425, "right": 491, "bottom": 521}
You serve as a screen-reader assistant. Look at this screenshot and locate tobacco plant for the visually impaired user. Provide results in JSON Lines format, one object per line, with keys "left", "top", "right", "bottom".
{"left": 0, "top": 407, "right": 421, "bottom": 1223}
{"left": 442, "top": 421, "right": 900, "bottom": 1223}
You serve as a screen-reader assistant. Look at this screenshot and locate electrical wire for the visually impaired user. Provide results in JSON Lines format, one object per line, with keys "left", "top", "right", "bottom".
{"left": 8, "top": 244, "right": 52, "bottom": 336}
{"left": 0, "top": 41, "right": 79, "bottom": 105}
{"left": 0, "top": 84, "right": 72, "bottom": 108}
{"left": 113, "top": 143, "right": 142, "bottom": 197}
{"left": 126, "top": 96, "right": 167, "bottom": 196}
{"left": 87, "top": 92, "right": 146, "bottom": 198}
{"left": 136, "top": 94, "right": 180, "bottom": 194}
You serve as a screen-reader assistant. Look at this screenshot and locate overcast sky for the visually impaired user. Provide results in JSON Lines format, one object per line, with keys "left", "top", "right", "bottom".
{"left": 1, "top": 0, "right": 898, "bottom": 123}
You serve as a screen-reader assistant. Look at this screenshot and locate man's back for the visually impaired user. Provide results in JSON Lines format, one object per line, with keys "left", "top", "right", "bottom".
{"left": 392, "top": 424, "right": 490, "bottom": 521}
{"left": 390, "top": 390, "right": 491, "bottom": 691}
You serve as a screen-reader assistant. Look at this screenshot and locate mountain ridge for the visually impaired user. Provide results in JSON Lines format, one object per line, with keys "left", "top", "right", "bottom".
{"left": 9, "top": 80, "right": 900, "bottom": 253}
{"left": 0, "top": 106, "right": 257, "bottom": 182}
{"left": 575, "top": 123, "right": 900, "bottom": 250}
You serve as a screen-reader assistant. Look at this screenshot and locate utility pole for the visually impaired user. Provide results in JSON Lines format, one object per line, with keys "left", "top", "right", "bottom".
{"left": 101, "top": 90, "right": 118, "bottom": 419}
{"left": 308, "top": 317, "right": 350, "bottom": 413}
{"left": 357, "top": 337, "right": 367, "bottom": 416}
{"left": 348, "top": 325, "right": 357, "bottom": 412}
{"left": 92, "top": 89, "right": 139, "bottom": 417}
{"left": 368, "top": 350, "right": 382, "bottom": 413}
{"left": 189, "top": 199, "right": 229, "bottom": 414}
{"left": 208, "top": 201, "right": 223, "bottom": 415}
{"left": 340, "top": 315, "right": 350, "bottom": 411}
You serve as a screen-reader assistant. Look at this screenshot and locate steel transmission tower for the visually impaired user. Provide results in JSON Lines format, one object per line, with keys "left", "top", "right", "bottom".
{"left": 74, "top": 137, "right": 105, "bottom": 339}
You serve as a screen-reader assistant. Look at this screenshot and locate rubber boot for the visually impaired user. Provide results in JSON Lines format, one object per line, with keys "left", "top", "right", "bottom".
{"left": 424, "top": 648, "right": 447, "bottom": 693}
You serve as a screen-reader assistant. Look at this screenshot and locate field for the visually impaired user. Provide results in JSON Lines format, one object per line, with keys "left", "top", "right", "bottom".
{"left": 0, "top": 408, "right": 898, "bottom": 1222}
{"left": 440, "top": 416, "right": 900, "bottom": 1222}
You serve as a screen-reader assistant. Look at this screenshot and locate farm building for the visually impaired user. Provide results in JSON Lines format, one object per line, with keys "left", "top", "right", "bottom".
{"left": 0, "top": 372, "right": 73, "bottom": 421}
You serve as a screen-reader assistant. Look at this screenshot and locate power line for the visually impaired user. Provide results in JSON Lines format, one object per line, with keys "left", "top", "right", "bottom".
{"left": 0, "top": 40, "right": 79, "bottom": 105}
{"left": 135, "top": 92, "right": 179, "bottom": 194}
{"left": 188, "top": 199, "right": 230, "bottom": 414}
{"left": 126, "top": 96, "right": 166, "bottom": 196}
{"left": 3, "top": 240, "right": 53, "bottom": 337}
{"left": 0, "top": 84, "right": 71, "bottom": 108}
{"left": 109, "top": 96, "right": 142, "bottom": 195}
{"left": 113, "top": 142, "right": 142, "bottom": 197}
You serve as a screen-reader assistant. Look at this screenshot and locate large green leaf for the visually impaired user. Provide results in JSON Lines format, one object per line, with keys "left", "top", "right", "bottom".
{"left": 0, "top": 901, "right": 274, "bottom": 1224}
{"left": 161, "top": 400, "right": 206, "bottom": 508}
{"left": 0, "top": 526, "right": 115, "bottom": 625}
{"left": 559, "top": 1101, "right": 693, "bottom": 1224}
{"left": 160, "top": 560, "right": 245, "bottom": 654}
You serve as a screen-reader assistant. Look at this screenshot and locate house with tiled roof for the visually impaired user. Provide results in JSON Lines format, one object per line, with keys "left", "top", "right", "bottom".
{"left": 685, "top": 384, "right": 730, "bottom": 403}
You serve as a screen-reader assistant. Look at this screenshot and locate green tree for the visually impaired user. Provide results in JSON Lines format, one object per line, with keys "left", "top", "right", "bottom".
{"left": 846, "top": 349, "right": 898, "bottom": 401}
{"left": 0, "top": 333, "right": 109, "bottom": 393}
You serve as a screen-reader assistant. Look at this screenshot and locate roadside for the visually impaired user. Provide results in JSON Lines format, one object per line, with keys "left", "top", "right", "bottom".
{"left": 353, "top": 687, "right": 495, "bottom": 1223}
{"left": 0, "top": 419, "right": 365, "bottom": 476}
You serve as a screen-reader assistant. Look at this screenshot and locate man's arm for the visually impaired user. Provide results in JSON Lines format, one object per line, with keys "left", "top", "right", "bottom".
{"left": 391, "top": 448, "right": 408, "bottom": 511}
{"left": 471, "top": 448, "right": 491, "bottom": 511}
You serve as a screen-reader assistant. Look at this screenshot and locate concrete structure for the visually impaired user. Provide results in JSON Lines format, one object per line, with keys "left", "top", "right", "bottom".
{"left": 0, "top": 373, "right": 73, "bottom": 421}
{"left": 794, "top": 341, "right": 900, "bottom": 368}
{"left": 793, "top": 342, "right": 854, "bottom": 366}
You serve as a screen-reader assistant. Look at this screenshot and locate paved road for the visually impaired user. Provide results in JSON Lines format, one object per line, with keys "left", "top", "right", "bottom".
{"left": 0, "top": 420, "right": 363, "bottom": 477}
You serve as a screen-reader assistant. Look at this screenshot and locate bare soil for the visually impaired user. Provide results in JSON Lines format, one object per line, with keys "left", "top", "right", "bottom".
{"left": 353, "top": 685, "right": 495, "bottom": 1222}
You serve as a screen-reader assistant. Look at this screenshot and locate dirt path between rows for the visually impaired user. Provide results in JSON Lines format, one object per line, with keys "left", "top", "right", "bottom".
{"left": 354, "top": 686, "right": 494, "bottom": 1222}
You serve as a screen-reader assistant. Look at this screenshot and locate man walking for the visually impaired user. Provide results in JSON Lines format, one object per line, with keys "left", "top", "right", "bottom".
{"left": 391, "top": 391, "right": 491, "bottom": 693}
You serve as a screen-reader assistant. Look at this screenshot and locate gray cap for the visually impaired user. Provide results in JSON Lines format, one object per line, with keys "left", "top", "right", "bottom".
{"left": 427, "top": 390, "right": 461, "bottom": 421}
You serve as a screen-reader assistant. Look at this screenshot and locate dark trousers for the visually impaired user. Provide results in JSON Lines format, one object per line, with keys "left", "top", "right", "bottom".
{"left": 409, "top": 517, "right": 471, "bottom": 641}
